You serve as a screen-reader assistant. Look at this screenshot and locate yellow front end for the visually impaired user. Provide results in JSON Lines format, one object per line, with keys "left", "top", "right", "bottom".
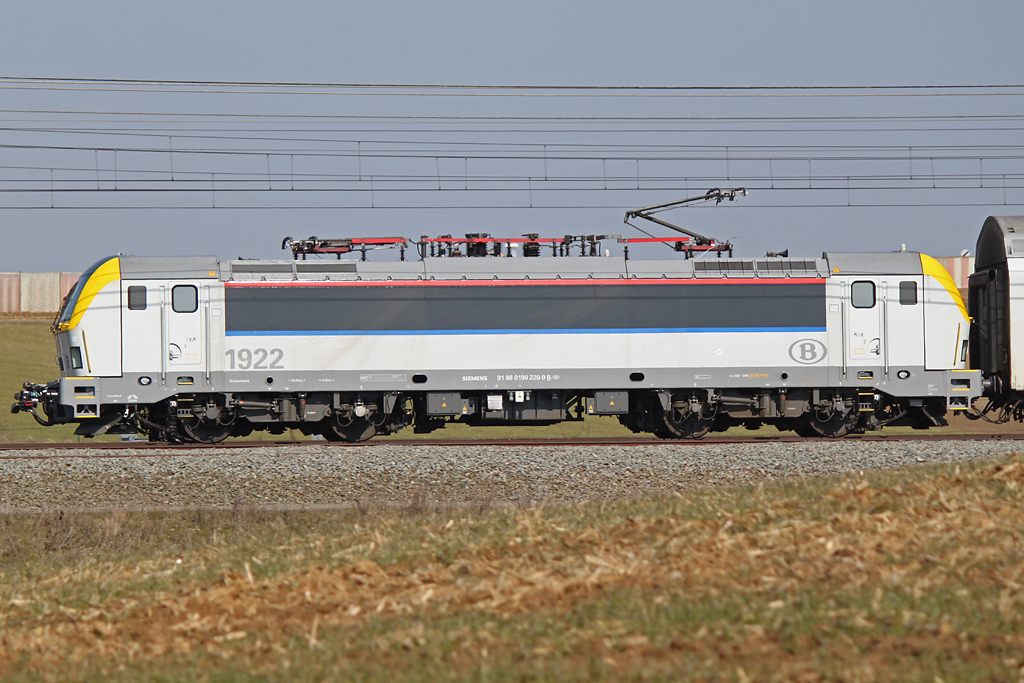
{"left": 920, "top": 253, "right": 971, "bottom": 370}
{"left": 52, "top": 256, "right": 123, "bottom": 378}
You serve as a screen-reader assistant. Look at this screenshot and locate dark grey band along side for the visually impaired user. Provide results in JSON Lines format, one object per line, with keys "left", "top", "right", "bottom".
{"left": 224, "top": 282, "right": 827, "bottom": 332}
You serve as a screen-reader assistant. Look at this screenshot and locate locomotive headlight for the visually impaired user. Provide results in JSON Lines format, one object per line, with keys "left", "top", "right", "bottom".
{"left": 138, "top": 376, "right": 152, "bottom": 386}
{"left": 897, "top": 370, "right": 910, "bottom": 379}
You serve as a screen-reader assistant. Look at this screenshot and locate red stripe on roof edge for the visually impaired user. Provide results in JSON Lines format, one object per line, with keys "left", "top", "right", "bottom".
{"left": 225, "top": 277, "right": 826, "bottom": 288}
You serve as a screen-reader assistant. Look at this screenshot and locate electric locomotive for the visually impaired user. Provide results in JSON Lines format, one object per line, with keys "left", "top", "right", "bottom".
{"left": 13, "top": 213, "right": 996, "bottom": 443}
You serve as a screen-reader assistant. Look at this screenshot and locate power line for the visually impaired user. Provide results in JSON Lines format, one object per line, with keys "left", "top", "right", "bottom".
{"left": 5, "top": 139, "right": 1024, "bottom": 157}
{"left": 2, "top": 79, "right": 1024, "bottom": 98}
{"left": 4, "top": 108, "right": 1024, "bottom": 122}
{"left": 4, "top": 77, "right": 1024, "bottom": 90}
{"left": 1, "top": 87, "right": 1018, "bottom": 215}
{"left": 1, "top": 87, "right": 1020, "bottom": 99}
{"left": 3, "top": 173, "right": 1020, "bottom": 191}
{"left": 5, "top": 183, "right": 1021, "bottom": 193}
{"left": 6, "top": 126, "right": 1024, "bottom": 144}
{"left": 4, "top": 201, "right": 1021, "bottom": 210}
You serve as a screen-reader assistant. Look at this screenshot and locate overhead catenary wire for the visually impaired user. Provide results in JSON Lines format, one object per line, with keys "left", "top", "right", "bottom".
{"left": 1, "top": 77, "right": 1024, "bottom": 97}
{"left": 4, "top": 178, "right": 1021, "bottom": 188}
{"left": 2, "top": 78, "right": 1024, "bottom": 99}
{"left": 1, "top": 80, "right": 1020, "bottom": 217}
{"left": 7, "top": 126, "right": 1024, "bottom": 148}
{"left": 5, "top": 109, "right": 1024, "bottom": 122}
{"left": 4, "top": 201, "right": 1022, "bottom": 210}
{"left": 9, "top": 125, "right": 1024, "bottom": 136}
{"left": 5, "top": 140, "right": 1024, "bottom": 158}
{"left": 3, "top": 77, "right": 1024, "bottom": 89}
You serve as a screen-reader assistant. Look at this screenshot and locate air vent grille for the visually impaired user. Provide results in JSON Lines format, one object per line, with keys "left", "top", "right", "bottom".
{"left": 693, "top": 260, "right": 755, "bottom": 274}
{"left": 692, "top": 258, "right": 821, "bottom": 276}
{"left": 752, "top": 259, "right": 821, "bottom": 273}
{"left": 295, "top": 262, "right": 357, "bottom": 273}
{"left": 231, "top": 263, "right": 293, "bottom": 274}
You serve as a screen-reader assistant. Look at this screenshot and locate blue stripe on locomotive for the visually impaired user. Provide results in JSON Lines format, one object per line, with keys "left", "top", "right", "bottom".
{"left": 226, "top": 327, "right": 826, "bottom": 336}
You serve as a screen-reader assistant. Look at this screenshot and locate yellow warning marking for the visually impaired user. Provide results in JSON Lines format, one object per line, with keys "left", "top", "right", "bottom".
{"left": 833, "top": 267, "right": 841, "bottom": 273}
{"left": 921, "top": 253, "right": 969, "bottom": 322}
{"left": 441, "top": 402, "right": 447, "bottom": 407}
{"left": 609, "top": 400, "right": 615, "bottom": 405}
{"left": 61, "top": 257, "right": 120, "bottom": 332}
{"left": 208, "top": 270, "right": 216, "bottom": 277}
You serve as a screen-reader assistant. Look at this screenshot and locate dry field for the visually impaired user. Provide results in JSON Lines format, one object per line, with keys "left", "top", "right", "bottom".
{"left": 2, "top": 454, "right": 1024, "bottom": 682}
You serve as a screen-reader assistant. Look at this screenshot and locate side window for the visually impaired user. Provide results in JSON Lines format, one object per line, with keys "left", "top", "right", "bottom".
{"left": 899, "top": 281, "right": 918, "bottom": 305}
{"left": 172, "top": 285, "right": 198, "bottom": 313}
{"left": 851, "top": 281, "right": 875, "bottom": 309}
{"left": 127, "top": 285, "right": 147, "bottom": 311}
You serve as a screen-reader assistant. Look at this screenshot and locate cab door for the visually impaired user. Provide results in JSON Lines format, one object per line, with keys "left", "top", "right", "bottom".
{"left": 844, "top": 278, "right": 882, "bottom": 365}
{"left": 165, "top": 282, "right": 206, "bottom": 375}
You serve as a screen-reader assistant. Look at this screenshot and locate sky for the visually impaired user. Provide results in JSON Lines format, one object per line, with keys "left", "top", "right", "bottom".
{"left": 2, "top": 0, "right": 1023, "bottom": 272}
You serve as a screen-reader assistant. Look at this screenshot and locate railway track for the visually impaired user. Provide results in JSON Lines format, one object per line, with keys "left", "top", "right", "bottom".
{"left": 3, "top": 433, "right": 1023, "bottom": 513}
{"left": 4, "top": 431, "right": 1024, "bottom": 456}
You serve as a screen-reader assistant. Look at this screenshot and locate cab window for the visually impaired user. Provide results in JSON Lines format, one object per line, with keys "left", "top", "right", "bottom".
{"left": 172, "top": 285, "right": 198, "bottom": 313}
{"left": 851, "top": 281, "right": 875, "bottom": 308}
{"left": 899, "top": 281, "right": 918, "bottom": 305}
{"left": 127, "top": 286, "right": 147, "bottom": 310}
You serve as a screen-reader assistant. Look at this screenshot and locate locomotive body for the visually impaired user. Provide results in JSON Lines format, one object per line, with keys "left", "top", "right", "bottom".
{"left": 15, "top": 228, "right": 984, "bottom": 442}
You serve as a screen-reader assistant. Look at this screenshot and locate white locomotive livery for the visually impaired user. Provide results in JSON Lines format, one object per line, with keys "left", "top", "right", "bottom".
{"left": 14, "top": 216, "right": 1003, "bottom": 443}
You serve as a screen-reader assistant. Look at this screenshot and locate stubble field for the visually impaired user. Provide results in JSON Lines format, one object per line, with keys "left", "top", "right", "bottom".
{"left": 2, "top": 454, "right": 1024, "bottom": 681}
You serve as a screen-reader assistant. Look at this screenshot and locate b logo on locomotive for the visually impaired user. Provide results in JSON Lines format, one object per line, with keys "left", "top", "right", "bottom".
{"left": 788, "top": 339, "right": 827, "bottom": 364}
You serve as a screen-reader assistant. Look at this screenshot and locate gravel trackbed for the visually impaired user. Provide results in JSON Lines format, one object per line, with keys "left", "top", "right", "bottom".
{"left": 1, "top": 440, "right": 1021, "bottom": 511}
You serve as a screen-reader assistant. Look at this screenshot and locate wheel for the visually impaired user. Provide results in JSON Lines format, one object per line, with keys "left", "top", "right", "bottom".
{"left": 178, "top": 417, "right": 232, "bottom": 444}
{"left": 653, "top": 426, "right": 682, "bottom": 440}
{"left": 321, "top": 417, "right": 376, "bottom": 443}
{"left": 660, "top": 407, "right": 713, "bottom": 439}
{"left": 791, "top": 419, "right": 819, "bottom": 438}
{"left": 800, "top": 410, "right": 858, "bottom": 438}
